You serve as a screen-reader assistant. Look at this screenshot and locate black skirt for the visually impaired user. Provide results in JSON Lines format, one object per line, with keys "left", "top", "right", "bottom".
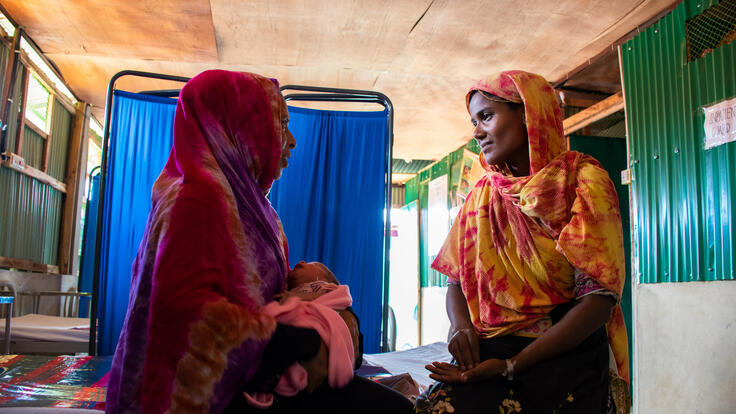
{"left": 415, "top": 327, "right": 611, "bottom": 414}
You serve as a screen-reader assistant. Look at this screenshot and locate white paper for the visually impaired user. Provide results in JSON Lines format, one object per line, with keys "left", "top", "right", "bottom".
{"left": 704, "top": 97, "right": 736, "bottom": 150}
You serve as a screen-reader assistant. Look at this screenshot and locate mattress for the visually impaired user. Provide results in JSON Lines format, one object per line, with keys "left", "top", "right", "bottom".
{"left": 0, "top": 314, "right": 89, "bottom": 342}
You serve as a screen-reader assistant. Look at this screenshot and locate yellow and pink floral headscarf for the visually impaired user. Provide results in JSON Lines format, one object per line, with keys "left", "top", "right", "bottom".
{"left": 432, "top": 70, "right": 629, "bottom": 382}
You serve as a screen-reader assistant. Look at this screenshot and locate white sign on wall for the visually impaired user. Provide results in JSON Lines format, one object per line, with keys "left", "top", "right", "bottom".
{"left": 704, "top": 97, "right": 736, "bottom": 150}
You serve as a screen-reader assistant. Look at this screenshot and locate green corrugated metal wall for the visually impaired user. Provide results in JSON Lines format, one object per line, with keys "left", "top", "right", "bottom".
{"left": 622, "top": 0, "right": 736, "bottom": 283}
{"left": 48, "top": 100, "right": 73, "bottom": 180}
{"left": 21, "top": 128, "right": 44, "bottom": 168}
{"left": 0, "top": 39, "right": 74, "bottom": 267}
{"left": 0, "top": 170, "right": 63, "bottom": 265}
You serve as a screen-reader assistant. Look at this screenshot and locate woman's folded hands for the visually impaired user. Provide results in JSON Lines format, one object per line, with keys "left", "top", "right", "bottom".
{"left": 425, "top": 358, "right": 506, "bottom": 384}
{"left": 426, "top": 326, "right": 506, "bottom": 384}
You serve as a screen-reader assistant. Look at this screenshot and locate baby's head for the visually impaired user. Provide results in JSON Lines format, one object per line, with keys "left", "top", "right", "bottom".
{"left": 287, "top": 261, "right": 338, "bottom": 290}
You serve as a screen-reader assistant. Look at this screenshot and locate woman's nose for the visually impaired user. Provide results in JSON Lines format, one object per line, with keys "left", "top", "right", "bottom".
{"left": 473, "top": 123, "right": 484, "bottom": 140}
{"left": 287, "top": 130, "right": 296, "bottom": 149}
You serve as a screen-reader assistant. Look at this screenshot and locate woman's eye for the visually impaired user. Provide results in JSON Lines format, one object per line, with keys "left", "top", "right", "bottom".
{"left": 481, "top": 112, "right": 493, "bottom": 121}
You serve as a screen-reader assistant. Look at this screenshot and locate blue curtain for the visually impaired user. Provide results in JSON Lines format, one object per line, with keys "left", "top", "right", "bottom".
{"left": 78, "top": 172, "right": 100, "bottom": 318}
{"left": 98, "top": 91, "right": 176, "bottom": 355}
{"left": 270, "top": 106, "right": 389, "bottom": 353}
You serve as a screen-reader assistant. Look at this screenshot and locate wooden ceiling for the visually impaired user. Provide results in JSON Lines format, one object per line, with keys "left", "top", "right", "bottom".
{"left": 2, "top": 0, "right": 675, "bottom": 160}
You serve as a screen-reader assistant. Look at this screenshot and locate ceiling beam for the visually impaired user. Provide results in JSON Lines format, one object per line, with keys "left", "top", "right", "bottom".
{"left": 563, "top": 91, "right": 624, "bottom": 136}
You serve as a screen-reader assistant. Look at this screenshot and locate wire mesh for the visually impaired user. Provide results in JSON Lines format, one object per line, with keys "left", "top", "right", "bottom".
{"left": 686, "top": 0, "right": 736, "bottom": 61}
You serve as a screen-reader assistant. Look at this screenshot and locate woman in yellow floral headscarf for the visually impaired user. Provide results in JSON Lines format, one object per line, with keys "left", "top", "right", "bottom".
{"left": 415, "top": 71, "right": 630, "bottom": 414}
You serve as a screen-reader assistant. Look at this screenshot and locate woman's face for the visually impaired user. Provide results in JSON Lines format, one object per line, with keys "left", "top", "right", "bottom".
{"left": 468, "top": 92, "right": 529, "bottom": 173}
{"left": 275, "top": 98, "right": 296, "bottom": 179}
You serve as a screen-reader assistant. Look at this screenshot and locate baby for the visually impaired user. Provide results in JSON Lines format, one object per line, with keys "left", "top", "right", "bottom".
{"left": 244, "top": 261, "right": 362, "bottom": 408}
{"left": 282, "top": 261, "right": 362, "bottom": 366}
{"left": 284, "top": 261, "right": 340, "bottom": 297}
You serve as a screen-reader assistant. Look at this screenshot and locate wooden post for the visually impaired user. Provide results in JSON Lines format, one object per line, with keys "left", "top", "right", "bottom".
{"left": 58, "top": 102, "right": 90, "bottom": 275}
{"left": 0, "top": 30, "right": 20, "bottom": 118}
{"left": 41, "top": 99, "right": 53, "bottom": 172}
{"left": 0, "top": 256, "right": 60, "bottom": 274}
{"left": 563, "top": 91, "right": 624, "bottom": 136}
{"left": 14, "top": 67, "right": 28, "bottom": 156}
{"left": 0, "top": 28, "right": 21, "bottom": 157}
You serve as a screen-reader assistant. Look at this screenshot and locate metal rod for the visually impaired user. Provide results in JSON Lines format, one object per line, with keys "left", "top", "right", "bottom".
{"left": 76, "top": 165, "right": 100, "bottom": 304}
{"left": 282, "top": 94, "right": 385, "bottom": 103}
{"left": 90, "top": 70, "right": 189, "bottom": 355}
{"left": 282, "top": 85, "right": 394, "bottom": 352}
{"left": 2, "top": 297, "right": 11, "bottom": 354}
{"left": 138, "top": 89, "right": 182, "bottom": 98}
{"left": 89, "top": 76, "right": 394, "bottom": 355}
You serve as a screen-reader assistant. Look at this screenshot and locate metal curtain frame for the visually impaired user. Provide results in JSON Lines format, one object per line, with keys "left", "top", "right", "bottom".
{"left": 90, "top": 73, "right": 395, "bottom": 354}
{"left": 280, "top": 85, "right": 394, "bottom": 352}
{"left": 90, "top": 70, "right": 190, "bottom": 355}
{"left": 77, "top": 165, "right": 100, "bottom": 304}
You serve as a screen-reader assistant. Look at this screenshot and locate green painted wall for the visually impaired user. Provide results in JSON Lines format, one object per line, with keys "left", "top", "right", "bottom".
{"left": 621, "top": 0, "right": 736, "bottom": 283}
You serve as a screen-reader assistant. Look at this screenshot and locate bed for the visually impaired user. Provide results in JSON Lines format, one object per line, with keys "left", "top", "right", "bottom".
{"left": 0, "top": 342, "right": 450, "bottom": 409}
{"left": 0, "top": 285, "right": 90, "bottom": 355}
{"left": 1, "top": 314, "right": 89, "bottom": 355}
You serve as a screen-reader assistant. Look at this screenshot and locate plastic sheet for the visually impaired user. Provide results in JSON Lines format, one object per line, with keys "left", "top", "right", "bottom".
{"left": 0, "top": 354, "right": 111, "bottom": 408}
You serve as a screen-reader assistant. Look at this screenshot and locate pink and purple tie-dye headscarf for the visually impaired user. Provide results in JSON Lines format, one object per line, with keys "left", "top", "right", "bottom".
{"left": 106, "top": 70, "right": 291, "bottom": 413}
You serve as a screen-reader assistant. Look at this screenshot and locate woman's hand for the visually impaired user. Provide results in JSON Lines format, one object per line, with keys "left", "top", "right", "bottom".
{"left": 445, "top": 284, "right": 480, "bottom": 371}
{"left": 447, "top": 327, "right": 480, "bottom": 371}
{"left": 426, "top": 359, "right": 506, "bottom": 384}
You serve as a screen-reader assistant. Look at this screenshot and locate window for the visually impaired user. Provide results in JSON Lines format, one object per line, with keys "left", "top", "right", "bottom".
{"left": 24, "top": 72, "right": 53, "bottom": 134}
{"left": 685, "top": 0, "right": 736, "bottom": 62}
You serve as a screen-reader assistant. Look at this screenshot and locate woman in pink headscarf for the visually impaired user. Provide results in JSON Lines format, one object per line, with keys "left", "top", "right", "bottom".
{"left": 105, "top": 70, "right": 412, "bottom": 414}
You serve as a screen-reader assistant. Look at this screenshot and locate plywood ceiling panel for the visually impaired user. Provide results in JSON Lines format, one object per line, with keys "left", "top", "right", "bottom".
{"left": 4, "top": 0, "right": 676, "bottom": 160}
{"left": 2, "top": 0, "right": 217, "bottom": 61}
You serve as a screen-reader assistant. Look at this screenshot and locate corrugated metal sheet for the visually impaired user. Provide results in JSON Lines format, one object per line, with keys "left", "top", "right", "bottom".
{"left": 0, "top": 52, "right": 71, "bottom": 268}
{"left": 391, "top": 185, "right": 405, "bottom": 208}
{"left": 47, "top": 100, "right": 73, "bottom": 180}
{"left": 466, "top": 138, "right": 481, "bottom": 154}
{"left": 0, "top": 168, "right": 62, "bottom": 264}
{"left": 405, "top": 176, "right": 418, "bottom": 203}
{"left": 622, "top": 0, "right": 736, "bottom": 283}
{"left": 392, "top": 159, "right": 433, "bottom": 174}
{"left": 21, "top": 128, "right": 44, "bottom": 168}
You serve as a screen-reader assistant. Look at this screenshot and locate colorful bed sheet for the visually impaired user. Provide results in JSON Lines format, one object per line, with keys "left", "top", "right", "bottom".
{"left": 0, "top": 355, "right": 111, "bottom": 408}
